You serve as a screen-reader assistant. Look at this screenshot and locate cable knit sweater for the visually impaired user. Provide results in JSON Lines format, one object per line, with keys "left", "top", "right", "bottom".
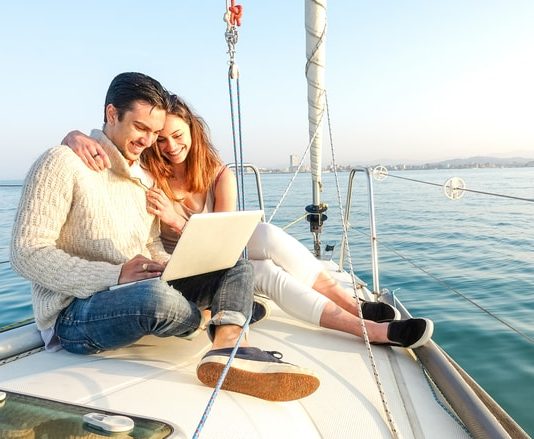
{"left": 10, "top": 130, "right": 169, "bottom": 331}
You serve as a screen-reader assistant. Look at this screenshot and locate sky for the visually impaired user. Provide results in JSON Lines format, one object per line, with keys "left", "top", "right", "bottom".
{"left": 1, "top": 1, "right": 533, "bottom": 179}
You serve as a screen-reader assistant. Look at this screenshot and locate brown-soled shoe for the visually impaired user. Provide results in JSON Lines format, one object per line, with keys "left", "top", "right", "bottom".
{"left": 196, "top": 347, "right": 320, "bottom": 401}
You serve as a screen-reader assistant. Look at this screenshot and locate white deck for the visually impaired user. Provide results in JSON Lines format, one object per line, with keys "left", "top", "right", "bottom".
{"left": 0, "top": 264, "right": 469, "bottom": 438}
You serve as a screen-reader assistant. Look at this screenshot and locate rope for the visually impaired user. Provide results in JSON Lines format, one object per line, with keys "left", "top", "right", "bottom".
{"left": 418, "top": 360, "right": 472, "bottom": 436}
{"left": 387, "top": 173, "right": 534, "bottom": 203}
{"left": 225, "top": 0, "right": 246, "bottom": 211}
{"left": 0, "top": 184, "right": 22, "bottom": 187}
{"left": 192, "top": 4, "right": 249, "bottom": 437}
{"left": 192, "top": 315, "right": 251, "bottom": 438}
{"left": 227, "top": 0, "right": 243, "bottom": 26}
{"left": 349, "top": 224, "right": 534, "bottom": 344}
{"left": 281, "top": 213, "right": 308, "bottom": 231}
{"left": 325, "top": 92, "right": 401, "bottom": 439}
{"left": 267, "top": 110, "right": 325, "bottom": 223}
{"left": 227, "top": 74, "right": 246, "bottom": 211}
{"left": 235, "top": 80, "right": 246, "bottom": 211}
{"left": 0, "top": 346, "right": 45, "bottom": 366}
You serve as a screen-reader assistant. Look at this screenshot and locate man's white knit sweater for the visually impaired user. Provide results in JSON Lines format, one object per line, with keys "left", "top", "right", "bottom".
{"left": 11, "top": 130, "right": 169, "bottom": 331}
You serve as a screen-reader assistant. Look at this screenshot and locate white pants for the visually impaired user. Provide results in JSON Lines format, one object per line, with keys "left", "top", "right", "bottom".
{"left": 247, "top": 223, "right": 329, "bottom": 326}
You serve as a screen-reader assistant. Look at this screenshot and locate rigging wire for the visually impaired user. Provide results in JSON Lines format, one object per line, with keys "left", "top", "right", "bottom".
{"left": 225, "top": 0, "right": 246, "bottom": 211}
{"left": 325, "top": 92, "right": 401, "bottom": 439}
{"left": 349, "top": 224, "right": 534, "bottom": 345}
{"left": 270, "top": 161, "right": 534, "bottom": 228}
{"left": 267, "top": 109, "right": 325, "bottom": 223}
{"left": 386, "top": 173, "right": 534, "bottom": 203}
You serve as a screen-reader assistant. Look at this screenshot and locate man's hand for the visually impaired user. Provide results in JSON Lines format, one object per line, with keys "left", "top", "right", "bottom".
{"left": 118, "top": 254, "right": 166, "bottom": 284}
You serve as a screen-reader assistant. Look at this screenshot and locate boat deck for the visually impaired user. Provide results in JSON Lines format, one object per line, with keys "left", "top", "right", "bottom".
{"left": 0, "top": 263, "right": 469, "bottom": 438}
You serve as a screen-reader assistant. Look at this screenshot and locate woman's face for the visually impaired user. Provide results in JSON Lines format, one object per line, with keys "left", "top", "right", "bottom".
{"left": 156, "top": 114, "right": 192, "bottom": 165}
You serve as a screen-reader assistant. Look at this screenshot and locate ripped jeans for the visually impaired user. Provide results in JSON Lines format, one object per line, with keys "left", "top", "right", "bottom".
{"left": 55, "top": 259, "right": 253, "bottom": 354}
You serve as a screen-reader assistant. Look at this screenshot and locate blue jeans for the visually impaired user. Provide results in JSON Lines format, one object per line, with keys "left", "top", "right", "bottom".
{"left": 55, "top": 259, "right": 253, "bottom": 354}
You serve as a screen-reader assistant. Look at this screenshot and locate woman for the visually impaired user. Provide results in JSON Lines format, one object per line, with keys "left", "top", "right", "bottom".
{"left": 63, "top": 94, "right": 433, "bottom": 348}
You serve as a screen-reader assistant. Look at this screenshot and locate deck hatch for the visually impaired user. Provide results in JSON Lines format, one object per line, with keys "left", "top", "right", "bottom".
{"left": 0, "top": 389, "right": 174, "bottom": 438}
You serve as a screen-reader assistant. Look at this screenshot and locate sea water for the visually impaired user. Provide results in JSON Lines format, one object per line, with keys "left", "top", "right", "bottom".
{"left": 1, "top": 168, "right": 533, "bottom": 435}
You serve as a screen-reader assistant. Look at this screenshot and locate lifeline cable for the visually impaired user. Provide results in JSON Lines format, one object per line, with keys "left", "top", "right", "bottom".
{"left": 349, "top": 224, "right": 534, "bottom": 344}
{"left": 386, "top": 173, "right": 534, "bottom": 203}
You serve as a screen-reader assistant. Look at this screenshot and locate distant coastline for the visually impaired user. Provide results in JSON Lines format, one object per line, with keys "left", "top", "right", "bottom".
{"left": 258, "top": 155, "right": 534, "bottom": 173}
{"left": 2, "top": 156, "right": 533, "bottom": 180}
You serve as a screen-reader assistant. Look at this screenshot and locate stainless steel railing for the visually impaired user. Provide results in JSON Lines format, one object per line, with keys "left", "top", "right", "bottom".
{"left": 338, "top": 167, "right": 381, "bottom": 295}
{"left": 227, "top": 163, "right": 265, "bottom": 222}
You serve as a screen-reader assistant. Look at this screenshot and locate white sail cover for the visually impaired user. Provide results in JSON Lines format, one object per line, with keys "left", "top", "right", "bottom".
{"left": 305, "top": 0, "right": 327, "bottom": 205}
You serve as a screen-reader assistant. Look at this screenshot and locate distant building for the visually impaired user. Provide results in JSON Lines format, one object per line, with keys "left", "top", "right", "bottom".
{"left": 289, "top": 154, "right": 299, "bottom": 172}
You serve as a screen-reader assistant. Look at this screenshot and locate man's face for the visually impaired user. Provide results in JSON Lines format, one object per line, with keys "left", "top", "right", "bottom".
{"left": 104, "top": 100, "right": 166, "bottom": 163}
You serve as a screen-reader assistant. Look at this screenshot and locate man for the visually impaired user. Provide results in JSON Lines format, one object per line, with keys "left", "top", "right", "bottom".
{"left": 11, "top": 72, "right": 319, "bottom": 401}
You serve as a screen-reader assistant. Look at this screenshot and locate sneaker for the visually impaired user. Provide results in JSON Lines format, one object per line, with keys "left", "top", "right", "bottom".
{"left": 373, "top": 318, "right": 434, "bottom": 349}
{"left": 196, "top": 347, "right": 320, "bottom": 401}
{"left": 360, "top": 300, "right": 401, "bottom": 323}
{"left": 250, "top": 296, "right": 271, "bottom": 325}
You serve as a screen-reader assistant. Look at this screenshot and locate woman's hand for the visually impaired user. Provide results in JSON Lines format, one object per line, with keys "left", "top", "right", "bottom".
{"left": 62, "top": 130, "right": 111, "bottom": 171}
{"left": 146, "top": 188, "right": 186, "bottom": 233}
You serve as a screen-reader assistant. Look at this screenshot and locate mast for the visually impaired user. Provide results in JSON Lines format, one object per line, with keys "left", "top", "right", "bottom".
{"left": 305, "top": 0, "right": 328, "bottom": 257}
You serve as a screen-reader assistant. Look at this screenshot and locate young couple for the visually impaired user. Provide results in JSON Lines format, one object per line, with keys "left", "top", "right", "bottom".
{"left": 12, "top": 72, "right": 433, "bottom": 404}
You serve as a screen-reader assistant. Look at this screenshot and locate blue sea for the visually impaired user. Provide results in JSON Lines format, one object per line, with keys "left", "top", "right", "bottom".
{"left": 1, "top": 168, "right": 533, "bottom": 435}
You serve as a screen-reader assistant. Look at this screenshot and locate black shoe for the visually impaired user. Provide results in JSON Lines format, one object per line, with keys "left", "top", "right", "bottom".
{"left": 196, "top": 347, "right": 320, "bottom": 401}
{"left": 250, "top": 296, "right": 271, "bottom": 325}
{"left": 360, "top": 300, "right": 401, "bottom": 323}
{"left": 373, "top": 318, "right": 434, "bottom": 349}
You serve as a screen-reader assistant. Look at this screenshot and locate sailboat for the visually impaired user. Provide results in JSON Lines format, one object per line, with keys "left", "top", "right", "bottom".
{"left": 0, "top": 2, "right": 529, "bottom": 438}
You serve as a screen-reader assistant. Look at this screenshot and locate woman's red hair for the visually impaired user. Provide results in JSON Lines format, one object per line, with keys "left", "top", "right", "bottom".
{"left": 142, "top": 94, "right": 222, "bottom": 200}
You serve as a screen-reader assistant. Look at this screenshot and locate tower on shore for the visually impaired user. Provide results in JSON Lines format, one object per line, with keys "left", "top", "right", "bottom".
{"left": 289, "top": 154, "right": 299, "bottom": 172}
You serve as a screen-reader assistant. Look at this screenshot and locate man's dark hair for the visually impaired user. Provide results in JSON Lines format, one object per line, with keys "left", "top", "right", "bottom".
{"left": 104, "top": 72, "right": 170, "bottom": 123}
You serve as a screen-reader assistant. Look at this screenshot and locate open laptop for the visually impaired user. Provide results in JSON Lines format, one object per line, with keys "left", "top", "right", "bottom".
{"left": 110, "top": 210, "right": 263, "bottom": 289}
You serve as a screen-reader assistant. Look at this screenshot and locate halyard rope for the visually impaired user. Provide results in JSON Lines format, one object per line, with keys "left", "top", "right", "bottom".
{"left": 192, "top": 3, "right": 249, "bottom": 437}
{"left": 192, "top": 315, "right": 252, "bottom": 438}
{"left": 325, "top": 92, "right": 401, "bottom": 439}
{"left": 225, "top": 0, "right": 246, "bottom": 212}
